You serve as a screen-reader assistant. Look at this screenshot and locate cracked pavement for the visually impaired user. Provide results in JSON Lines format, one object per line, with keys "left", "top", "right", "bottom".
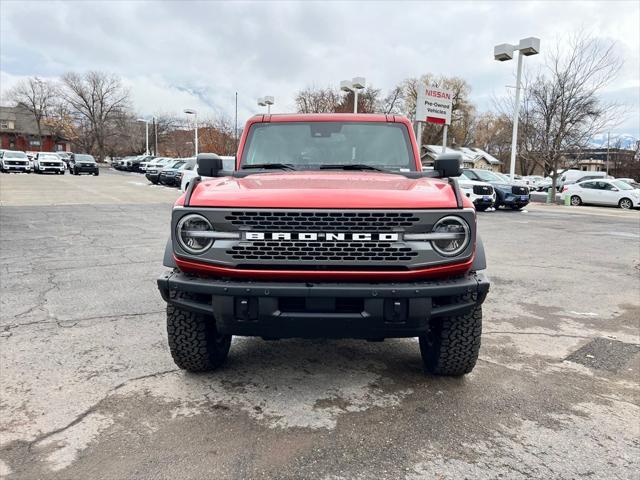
{"left": 0, "top": 171, "right": 639, "bottom": 479}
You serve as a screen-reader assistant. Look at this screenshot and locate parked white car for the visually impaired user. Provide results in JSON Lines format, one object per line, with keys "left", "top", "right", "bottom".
{"left": 180, "top": 155, "right": 235, "bottom": 192}
{"left": 561, "top": 179, "right": 640, "bottom": 209}
{"left": 33, "top": 152, "right": 66, "bottom": 174}
{"left": 458, "top": 173, "right": 496, "bottom": 211}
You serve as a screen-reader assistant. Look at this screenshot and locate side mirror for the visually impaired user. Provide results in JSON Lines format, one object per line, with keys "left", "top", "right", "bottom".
{"left": 434, "top": 153, "right": 462, "bottom": 178}
{"left": 197, "top": 153, "right": 223, "bottom": 177}
{"left": 611, "top": 187, "right": 619, "bottom": 192}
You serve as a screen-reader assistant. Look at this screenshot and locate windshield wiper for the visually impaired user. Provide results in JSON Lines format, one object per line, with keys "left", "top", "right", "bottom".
{"left": 241, "top": 163, "right": 296, "bottom": 171}
{"left": 319, "top": 164, "right": 387, "bottom": 172}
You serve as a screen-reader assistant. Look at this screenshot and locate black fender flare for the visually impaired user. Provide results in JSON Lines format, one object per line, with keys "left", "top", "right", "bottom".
{"left": 471, "top": 236, "right": 487, "bottom": 272}
{"left": 163, "top": 238, "right": 176, "bottom": 268}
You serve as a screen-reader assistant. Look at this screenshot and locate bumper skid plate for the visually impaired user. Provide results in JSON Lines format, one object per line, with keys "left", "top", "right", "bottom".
{"left": 158, "top": 270, "right": 490, "bottom": 339}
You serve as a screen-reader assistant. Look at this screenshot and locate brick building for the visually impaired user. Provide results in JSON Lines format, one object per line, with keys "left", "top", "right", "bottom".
{"left": 0, "top": 105, "right": 70, "bottom": 152}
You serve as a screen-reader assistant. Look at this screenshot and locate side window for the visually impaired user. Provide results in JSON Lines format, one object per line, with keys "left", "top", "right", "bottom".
{"left": 601, "top": 182, "right": 615, "bottom": 191}
{"left": 581, "top": 182, "right": 595, "bottom": 189}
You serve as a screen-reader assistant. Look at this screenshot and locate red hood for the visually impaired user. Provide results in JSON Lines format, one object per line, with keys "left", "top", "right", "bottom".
{"left": 178, "top": 171, "right": 469, "bottom": 209}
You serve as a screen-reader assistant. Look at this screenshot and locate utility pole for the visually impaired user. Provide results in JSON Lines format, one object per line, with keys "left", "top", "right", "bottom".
{"left": 235, "top": 92, "right": 238, "bottom": 155}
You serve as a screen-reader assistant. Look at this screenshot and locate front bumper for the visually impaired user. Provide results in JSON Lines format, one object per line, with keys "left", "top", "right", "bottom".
{"left": 74, "top": 165, "right": 98, "bottom": 174}
{"left": 157, "top": 270, "right": 490, "bottom": 339}
{"left": 38, "top": 166, "right": 65, "bottom": 173}
{"left": 160, "top": 174, "right": 179, "bottom": 186}
{"left": 2, "top": 165, "right": 31, "bottom": 172}
{"left": 499, "top": 192, "right": 530, "bottom": 206}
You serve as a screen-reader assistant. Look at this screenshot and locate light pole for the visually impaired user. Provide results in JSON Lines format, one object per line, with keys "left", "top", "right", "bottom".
{"left": 136, "top": 118, "right": 149, "bottom": 155}
{"left": 183, "top": 109, "right": 198, "bottom": 156}
{"left": 257, "top": 96, "right": 275, "bottom": 114}
{"left": 494, "top": 37, "right": 540, "bottom": 180}
{"left": 153, "top": 116, "right": 158, "bottom": 156}
{"left": 340, "top": 77, "right": 366, "bottom": 113}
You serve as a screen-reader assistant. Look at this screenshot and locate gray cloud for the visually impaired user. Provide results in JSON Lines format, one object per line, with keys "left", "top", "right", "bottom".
{"left": 1, "top": 0, "right": 638, "bottom": 136}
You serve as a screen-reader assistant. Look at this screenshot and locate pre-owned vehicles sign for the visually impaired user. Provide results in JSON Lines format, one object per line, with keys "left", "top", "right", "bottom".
{"left": 416, "top": 86, "right": 454, "bottom": 125}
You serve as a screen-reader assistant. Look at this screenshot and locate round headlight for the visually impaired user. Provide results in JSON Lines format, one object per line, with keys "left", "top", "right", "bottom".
{"left": 177, "top": 214, "right": 214, "bottom": 254}
{"left": 431, "top": 216, "right": 470, "bottom": 257}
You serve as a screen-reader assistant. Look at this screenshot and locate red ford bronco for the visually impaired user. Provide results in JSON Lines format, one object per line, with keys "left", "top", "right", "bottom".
{"left": 158, "top": 113, "right": 489, "bottom": 376}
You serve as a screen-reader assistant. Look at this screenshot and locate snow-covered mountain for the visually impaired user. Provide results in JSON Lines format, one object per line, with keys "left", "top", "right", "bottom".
{"left": 589, "top": 133, "right": 638, "bottom": 150}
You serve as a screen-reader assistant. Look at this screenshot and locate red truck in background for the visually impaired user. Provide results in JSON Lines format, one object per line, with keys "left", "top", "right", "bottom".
{"left": 158, "top": 113, "right": 489, "bottom": 376}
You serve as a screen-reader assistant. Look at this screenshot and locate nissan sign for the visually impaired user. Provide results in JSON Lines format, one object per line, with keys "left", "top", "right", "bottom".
{"left": 416, "top": 85, "right": 454, "bottom": 125}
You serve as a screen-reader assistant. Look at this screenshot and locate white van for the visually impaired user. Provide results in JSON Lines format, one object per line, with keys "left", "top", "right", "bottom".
{"left": 557, "top": 170, "right": 607, "bottom": 190}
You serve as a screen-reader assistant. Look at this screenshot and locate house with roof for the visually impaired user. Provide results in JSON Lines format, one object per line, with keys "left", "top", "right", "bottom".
{"left": 0, "top": 105, "right": 70, "bottom": 152}
{"left": 421, "top": 145, "right": 502, "bottom": 172}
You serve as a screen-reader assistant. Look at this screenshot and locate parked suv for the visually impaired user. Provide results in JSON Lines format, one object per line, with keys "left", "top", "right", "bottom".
{"left": 462, "top": 168, "right": 529, "bottom": 210}
{"left": 158, "top": 159, "right": 187, "bottom": 186}
{"left": 145, "top": 157, "right": 173, "bottom": 184}
{"left": 157, "top": 114, "right": 490, "bottom": 377}
{"left": 33, "top": 152, "right": 65, "bottom": 174}
{"left": 0, "top": 150, "right": 31, "bottom": 173}
{"left": 458, "top": 173, "right": 496, "bottom": 211}
{"left": 69, "top": 153, "right": 99, "bottom": 176}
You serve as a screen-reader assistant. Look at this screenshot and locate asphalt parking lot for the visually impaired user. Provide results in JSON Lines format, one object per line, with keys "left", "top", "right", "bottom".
{"left": 1, "top": 170, "right": 639, "bottom": 480}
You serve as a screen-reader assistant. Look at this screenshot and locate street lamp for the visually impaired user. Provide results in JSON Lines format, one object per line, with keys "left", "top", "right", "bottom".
{"left": 494, "top": 37, "right": 540, "bottom": 181}
{"left": 136, "top": 118, "right": 149, "bottom": 155}
{"left": 183, "top": 109, "right": 198, "bottom": 156}
{"left": 340, "top": 77, "right": 366, "bottom": 113}
{"left": 257, "top": 96, "right": 275, "bottom": 114}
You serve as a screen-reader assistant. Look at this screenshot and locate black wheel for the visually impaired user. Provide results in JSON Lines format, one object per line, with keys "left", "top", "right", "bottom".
{"left": 475, "top": 205, "right": 489, "bottom": 212}
{"left": 619, "top": 198, "right": 633, "bottom": 210}
{"left": 151, "top": 179, "right": 158, "bottom": 185}
{"left": 93, "top": 170, "right": 99, "bottom": 176}
{"left": 419, "top": 294, "right": 482, "bottom": 376}
{"left": 570, "top": 195, "right": 582, "bottom": 206}
{"left": 167, "top": 291, "right": 232, "bottom": 372}
{"left": 509, "top": 205, "right": 522, "bottom": 210}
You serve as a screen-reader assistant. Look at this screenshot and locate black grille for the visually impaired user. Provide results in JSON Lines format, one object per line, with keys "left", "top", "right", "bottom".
{"left": 42, "top": 162, "right": 61, "bottom": 167}
{"left": 7, "top": 161, "right": 27, "bottom": 166}
{"left": 472, "top": 185, "right": 493, "bottom": 195}
{"left": 512, "top": 186, "right": 529, "bottom": 195}
{"left": 227, "top": 240, "right": 419, "bottom": 262}
{"left": 225, "top": 211, "right": 420, "bottom": 232}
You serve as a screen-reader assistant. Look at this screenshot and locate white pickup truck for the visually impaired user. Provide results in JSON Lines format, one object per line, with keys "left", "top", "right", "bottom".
{"left": 33, "top": 152, "right": 66, "bottom": 174}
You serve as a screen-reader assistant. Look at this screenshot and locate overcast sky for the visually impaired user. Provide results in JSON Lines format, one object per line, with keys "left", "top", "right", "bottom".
{"left": 1, "top": 0, "right": 638, "bottom": 138}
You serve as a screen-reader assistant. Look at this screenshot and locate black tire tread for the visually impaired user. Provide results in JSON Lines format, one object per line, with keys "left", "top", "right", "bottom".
{"left": 420, "top": 294, "right": 482, "bottom": 376}
{"left": 166, "top": 291, "right": 231, "bottom": 372}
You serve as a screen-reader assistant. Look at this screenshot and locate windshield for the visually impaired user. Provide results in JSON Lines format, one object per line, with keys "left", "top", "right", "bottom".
{"left": 612, "top": 180, "right": 633, "bottom": 190}
{"left": 240, "top": 122, "right": 416, "bottom": 171}
{"left": 39, "top": 154, "right": 60, "bottom": 160}
{"left": 4, "top": 151, "right": 27, "bottom": 159}
{"left": 473, "top": 170, "right": 503, "bottom": 182}
{"left": 76, "top": 154, "right": 95, "bottom": 162}
{"left": 169, "top": 161, "right": 185, "bottom": 169}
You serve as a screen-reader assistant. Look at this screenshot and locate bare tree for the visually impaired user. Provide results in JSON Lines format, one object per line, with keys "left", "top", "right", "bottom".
{"left": 6, "top": 77, "right": 57, "bottom": 149}
{"left": 295, "top": 86, "right": 342, "bottom": 113}
{"left": 528, "top": 33, "right": 624, "bottom": 194}
{"left": 60, "top": 71, "right": 130, "bottom": 161}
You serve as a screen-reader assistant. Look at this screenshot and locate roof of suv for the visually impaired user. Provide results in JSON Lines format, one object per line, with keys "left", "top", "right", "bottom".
{"left": 249, "top": 113, "right": 407, "bottom": 123}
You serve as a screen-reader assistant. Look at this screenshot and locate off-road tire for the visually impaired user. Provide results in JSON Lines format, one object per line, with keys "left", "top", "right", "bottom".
{"left": 166, "top": 291, "right": 231, "bottom": 372}
{"left": 419, "top": 295, "right": 482, "bottom": 376}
